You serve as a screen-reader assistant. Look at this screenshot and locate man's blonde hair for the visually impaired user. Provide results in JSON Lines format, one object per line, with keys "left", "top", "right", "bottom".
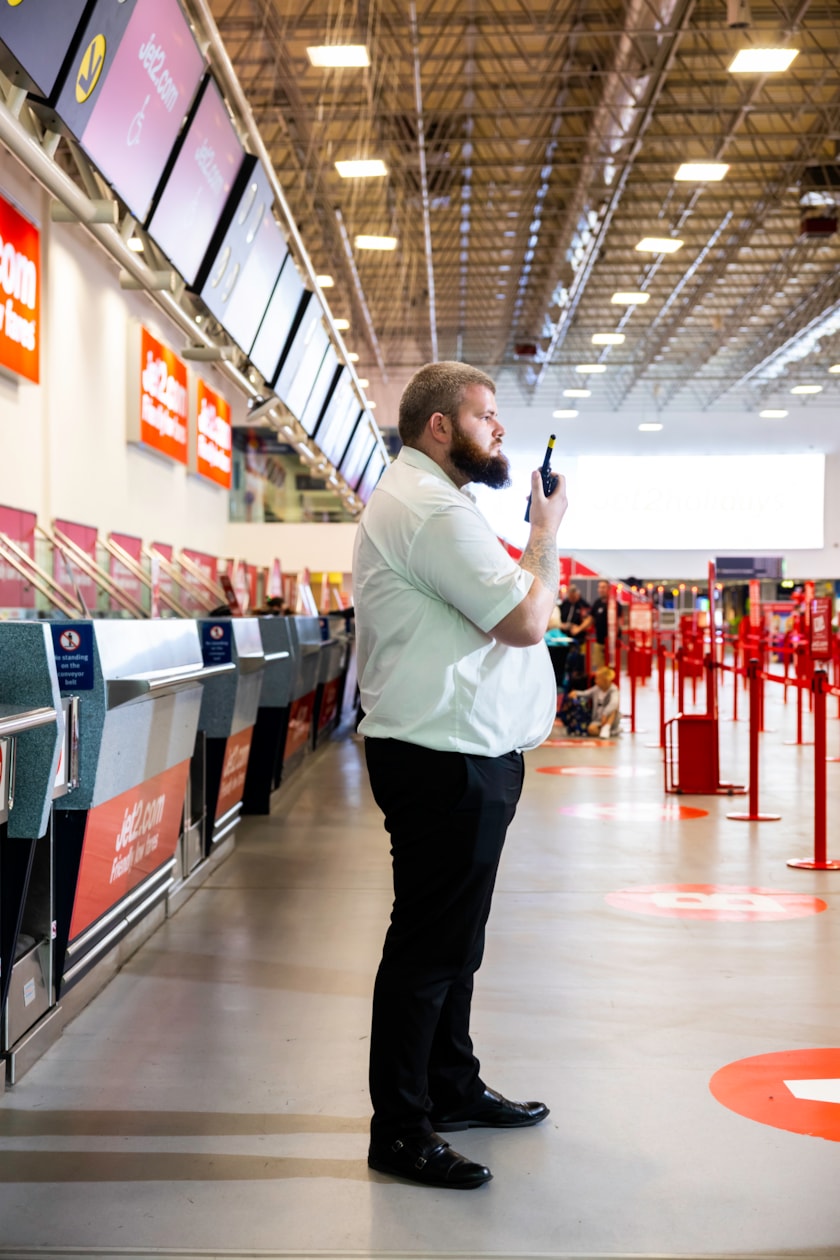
{"left": 595, "top": 666, "right": 615, "bottom": 686}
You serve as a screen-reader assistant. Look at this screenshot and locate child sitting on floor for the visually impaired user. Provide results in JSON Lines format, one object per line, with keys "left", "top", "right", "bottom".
{"left": 561, "top": 666, "right": 621, "bottom": 738}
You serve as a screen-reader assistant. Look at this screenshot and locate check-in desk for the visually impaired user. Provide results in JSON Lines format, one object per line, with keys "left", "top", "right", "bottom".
{"left": 0, "top": 623, "right": 64, "bottom": 1085}
{"left": 241, "top": 618, "right": 293, "bottom": 814}
{"left": 312, "top": 623, "right": 349, "bottom": 747}
{"left": 51, "top": 620, "right": 228, "bottom": 1000}
{"left": 283, "top": 617, "right": 323, "bottom": 774}
{"left": 197, "top": 618, "right": 265, "bottom": 847}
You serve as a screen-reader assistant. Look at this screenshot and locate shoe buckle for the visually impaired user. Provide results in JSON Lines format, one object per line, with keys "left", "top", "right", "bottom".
{"left": 391, "top": 1139, "right": 404, "bottom": 1152}
{"left": 414, "top": 1156, "right": 427, "bottom": 1169}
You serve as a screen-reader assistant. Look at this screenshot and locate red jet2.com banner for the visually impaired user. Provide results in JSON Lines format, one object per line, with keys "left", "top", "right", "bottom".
{"left": 0, "top": 193, "right": 40, "bottom": 383}
{"left": 195, "top": 379, "right": 232, "bottom": 489}
{"left": 136, "top": 327, "right": 188, "bottom": 464}
{"left": 69, "top": 760, "right": 190, "bottom": 940}
{"left": 215, "top": 725, "right": 254, "bottom": 820}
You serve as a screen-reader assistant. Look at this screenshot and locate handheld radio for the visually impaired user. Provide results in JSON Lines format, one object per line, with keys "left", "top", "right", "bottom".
{"left": 524, "top": 434, "right": 558, "bottom": 522}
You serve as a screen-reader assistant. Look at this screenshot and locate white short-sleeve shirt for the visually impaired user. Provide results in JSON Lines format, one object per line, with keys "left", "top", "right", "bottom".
{"left": 352, "top": 446, "right": 556, "bottom": 756}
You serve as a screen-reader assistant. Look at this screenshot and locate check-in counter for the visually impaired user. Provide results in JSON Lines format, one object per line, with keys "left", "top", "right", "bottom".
{"left": 0, "top": 623, "right": 63, "bottom": 1081}
{"left": 312, "top": 623, "right": 349, "bottom": 747}
{"left": 197, "top": 618, "right": 265, "bottom": 846}
{"left": 51, "top": 620, "right": 230, "bottom": 997}
{"left": 282, "top": 617, "right": 323, "bottom": 774}
{"left": 241, "top": 617, "right": 293, "bottom": 814}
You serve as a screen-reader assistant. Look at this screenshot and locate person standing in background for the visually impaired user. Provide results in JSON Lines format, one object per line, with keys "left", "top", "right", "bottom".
{"left": 589, "top": 579, "right": 624, "bottom": 671}
{"left": 353, "top": 361, "right": 568, "bottom": 1190}
{"left": 559, "top": 584, "right": 591, "bottom": 643}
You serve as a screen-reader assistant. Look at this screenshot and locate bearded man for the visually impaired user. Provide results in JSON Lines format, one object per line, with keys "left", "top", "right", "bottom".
{"left": 353, "top": 361, "right": 568, "bottom": 1189}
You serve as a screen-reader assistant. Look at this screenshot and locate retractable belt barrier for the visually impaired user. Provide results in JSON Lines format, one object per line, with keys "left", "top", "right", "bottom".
{"left": 642, "top": 621, "right": 840, "bottom": 871}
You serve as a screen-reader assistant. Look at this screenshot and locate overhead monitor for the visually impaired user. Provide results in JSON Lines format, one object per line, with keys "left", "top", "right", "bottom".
{"left": 339, "top": 417, "right": 377, "bottom": 491}
{"left": 197, "top": 160, "right": 287, "bottom": 354}
{"left": 248, "top": 252, "right": 305, "bottom": 385}
{"left": 0, "top": 0, "right": 91, "bottom": 99}
{"left": 315, "top": 380, "right": 363, "bottom": 468}
{"left": 147, "top": 75, "right": 245, "bottom": 286}
{"left": 299, "top": 349, "right": 341, "bottom": 437}
{"left": 357, "top": 447, "right": 387, "bottom": 504}
{"left": 274, "top": 303, "right": 329, "bottom": 422}
{"left": 54, "top": 0, "right": 205, "bottom": 223}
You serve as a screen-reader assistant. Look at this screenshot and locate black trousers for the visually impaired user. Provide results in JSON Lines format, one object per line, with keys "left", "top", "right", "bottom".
{"left": 364, "top": 737, "right": 525, "bottom": 1143}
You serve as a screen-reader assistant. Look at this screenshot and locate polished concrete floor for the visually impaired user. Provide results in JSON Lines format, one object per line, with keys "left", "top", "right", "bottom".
{"left": 1, "top": 670, "right": 840, "bottom": 1259}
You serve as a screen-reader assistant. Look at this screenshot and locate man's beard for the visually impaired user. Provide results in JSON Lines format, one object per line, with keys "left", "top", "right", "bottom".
{"left": 449, "top": 421, "right": 511, "bottom": 488}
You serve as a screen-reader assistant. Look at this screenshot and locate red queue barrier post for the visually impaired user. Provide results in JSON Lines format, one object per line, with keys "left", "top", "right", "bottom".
{"left": 784, "top": 642, "right": 813, "bottom": 747}
{"left": 727, "top": 658, "right": 781, "bottom": 823}
{"left": 677, "top": 647, "right": 685, "bottom": 714}
{"left": 732, "top": 637, "right": 739, "bottom": 722}
{"left": 788, "top": 669, "right": 840, "bottom": 870}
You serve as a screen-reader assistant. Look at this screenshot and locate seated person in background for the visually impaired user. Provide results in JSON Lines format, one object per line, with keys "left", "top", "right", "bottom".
{"left": 561, "top": 666, "right": 621, "bottom": 738}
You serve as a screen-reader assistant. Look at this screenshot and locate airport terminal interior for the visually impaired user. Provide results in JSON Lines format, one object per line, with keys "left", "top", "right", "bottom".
{"left": 1, "top": 0, "right": 840, "bottom": 1258}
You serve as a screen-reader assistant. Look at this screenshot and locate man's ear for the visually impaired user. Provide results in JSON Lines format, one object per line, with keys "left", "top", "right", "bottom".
{"left": 427, "top": 411, "right": 451, "bottom": 446}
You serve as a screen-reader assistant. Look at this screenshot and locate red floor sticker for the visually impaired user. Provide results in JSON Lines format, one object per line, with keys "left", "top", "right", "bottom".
{"left": 710, "top": 1049, "right": 840, "bottom": 1142}
{"left": 605, "top": 883, "right": 827, "bottom": 920}
{"left": 538, "top": 765, "right": 655, "bottom": 778}
{"left": 560, "top": 803, "right": 708, "bottom": 821}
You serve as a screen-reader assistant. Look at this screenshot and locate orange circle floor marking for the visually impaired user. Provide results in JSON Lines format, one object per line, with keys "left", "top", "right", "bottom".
{"left": 542, "top": 738, "right": 611, "bottom": 748}
{"left": 559, "top": 802, "right": 708, "bottom": 822}
{"left": 605, "top": 883, "right": 827, "bottom": 920}
{"left": 537, "top": 764, "right": 655, "bottom": 778}
{"left": 710, "top": 1049, "right": 840, "bottom": 1142}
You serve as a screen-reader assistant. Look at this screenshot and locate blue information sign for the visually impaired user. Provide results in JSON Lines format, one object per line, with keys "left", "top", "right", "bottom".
{"left": 50, "top": 623, "right": 95, "bottom": 691}
{"left": 201, "top": 620, "right": 232, "bottom": 665}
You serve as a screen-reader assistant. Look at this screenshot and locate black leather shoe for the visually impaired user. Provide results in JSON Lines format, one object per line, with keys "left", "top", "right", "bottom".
{"left": 431, "top": 1086, "right": 550, "bottom": 1132}
{"left": 368, "top": 1132, "right": 492, "bottom": 1189}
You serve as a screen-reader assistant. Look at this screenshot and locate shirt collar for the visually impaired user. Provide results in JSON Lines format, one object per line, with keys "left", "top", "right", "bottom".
{"left": 398, "top": 445, "right": 461, "bottom": 491}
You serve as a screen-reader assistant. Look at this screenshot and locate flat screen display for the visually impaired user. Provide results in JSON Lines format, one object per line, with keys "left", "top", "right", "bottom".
{"left": 339, "top": 417, "right": 377, "bottom": 491}
{"left": 248, "top": 252, "right": 305, "bottom": 385}
{"left": 274, "top": 304, "right": 329, "bottom": 422}
{"left": 0, "top": 0, "right": 90, "bottom": 98}
{"left": 198, "top": 161, "right": 287, "bottom": 354}
{"left": 147, "top": 76, "right": 245, "bottom": 285}
{"left": 314, "top": 375, "right": 361, "bottom": 466}
{"left": 357, "top": 448, "right": 387, "bottom": 504}
{"left": 299, "top": 349, "right": 340, "bottom": 437}
{"left": 56, "top": 0, "right": 205, "bottom": 223}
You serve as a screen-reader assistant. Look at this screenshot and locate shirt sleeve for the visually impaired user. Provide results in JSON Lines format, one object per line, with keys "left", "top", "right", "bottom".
{"left": 407, "top": 499, "right": 533, "bottom": 633}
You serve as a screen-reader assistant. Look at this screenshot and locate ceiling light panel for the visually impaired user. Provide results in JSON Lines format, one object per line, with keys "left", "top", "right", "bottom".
{"left": 674, "top": 162, "right": 730, "bottom": 182}
{"left": 611, "top": 292, "right": 650, "bottom": 305}
{"left": 335, "top": 159, "right": 388, "bottom": 178}
{"left": 592, "top": 333, "right": 625, "bottom": 345}
{"left": 728, "top": 48, "right": 799, "bottom": 73}
{"left": 307, "top": 45, "right": 370, "bottom": 67}
{"left": 575, "top": 364, "right": 607, "bottom": 374}
{"left": 635, "top": 237, "right": 684, "bottom": 254}
{"left": 354, "top": 235, "right": 398, "bottom": 251}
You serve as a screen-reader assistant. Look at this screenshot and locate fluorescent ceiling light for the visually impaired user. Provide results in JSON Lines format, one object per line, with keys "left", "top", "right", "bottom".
{"left": 639, "top": 423, "right": 663, "bottom": 432}
{"left": 829, "top": 364, "right": 840, "bottom": 374}
{"left": 728, "top": 48, "right": 799, "bottom": 74}
{"left": 611, "top": 291, "right": 650, "bottom": 305}
{"left": 315, "top": 274, "right": 334, "bottom": 288}
{"left": 575, "top": 363, "right": 607, "bottom": 374}
{"left": 552, "top": 409, "right": 578, "bottom": 418}
{"left": 592, "top": 332, "right": 625, "bottom": 345}
{"left": 127, "top": 237, "right": 144, "bottom": 253}
{"left": 354, "top": 234, "right": 397, "bottom": 251}
{"left": 791, "top": 384, "right": 823, "bottom": 394}
{"left": 674, "top": 162, "right": 729, "bottom": 182}
{"left": 356, "top": 378, "right": 370, "bottom": 389}
{"left": 636, "top": 237, "right": 683, "bottom": 254}
{"left": 335, "top": 159, "right": 388, "bottom": 178}
{"left": 367, "top": 401, "right": 377, "bottom": 409}
{"left": 564, "top": 389, "right": 591, "bottom": 398}
{"left": 760, "top": 409, "right": 788, "bottom": 418}
{"left": 307, "top": 45, "right": 370, "bottom": 67}
{"left": 347, "top": 352, "right": 360, "bottom": 362}
{"left": 334, "top": 318, "right": 350, "bottom": 330}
